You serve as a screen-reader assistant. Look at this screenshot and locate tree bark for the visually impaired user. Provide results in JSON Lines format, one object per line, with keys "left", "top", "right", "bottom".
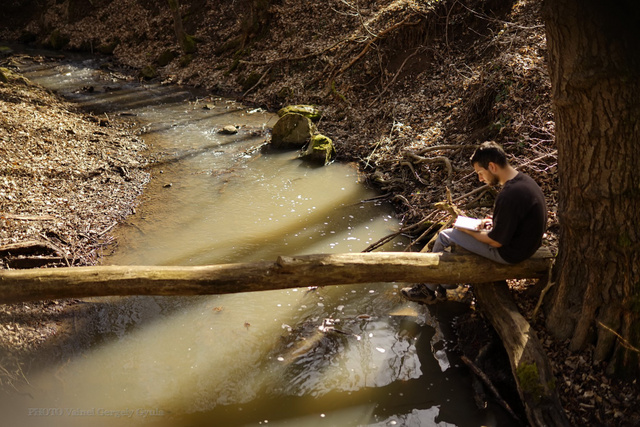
{"left": 542, "top": 0, "right": 640, "bottom": 375}
{"left": 168, "top": 0, "right": 193, "bottom": 54}
{"left": 0, "top": 249, "right": 551, "bottom": 304}
{"left": 475, "top": 281, "right": 570, "bottom": 427}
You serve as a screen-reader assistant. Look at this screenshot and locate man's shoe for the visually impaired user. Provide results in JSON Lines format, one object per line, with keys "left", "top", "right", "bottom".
{"left": 401, "top": 284, "right": 437, "bottom": 304}
{"left": 434, "top": 285, "right": 449, "bottom": 301}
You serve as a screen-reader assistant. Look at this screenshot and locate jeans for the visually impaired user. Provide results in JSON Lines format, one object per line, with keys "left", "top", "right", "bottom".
{"left": 426, "top": 228, "right": 509, "bottom": 291}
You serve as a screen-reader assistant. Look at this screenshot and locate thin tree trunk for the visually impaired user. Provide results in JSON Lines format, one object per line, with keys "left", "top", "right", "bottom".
{"left": 168, "top": 0, "right": 190, "bottom": 53}
{"left": 0, "top": 249, "right": 552, "bottom": 304}
{"left": 542, "top": 0, "right": 640, "bottom": 374}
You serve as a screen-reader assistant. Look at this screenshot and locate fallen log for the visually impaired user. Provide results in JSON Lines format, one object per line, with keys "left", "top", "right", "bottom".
{"left": 0, "top": 249, "right": 552, "bottom": 304}
{"left": 0, "top": 240, "right": 61, "bottom": 257}
{"left": 475, "top": 281, "right": 570, "bottom": 427}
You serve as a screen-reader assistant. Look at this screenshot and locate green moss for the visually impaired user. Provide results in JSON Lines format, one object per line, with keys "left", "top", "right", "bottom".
{"left": 300, "top": 134, "right": 336, "bottom": 165}
{"left": 182, "top": 34, "right": 197, "bottom": 54}
{"left": 277, "top": 105, "right": 322, "bottom": 121}
{"left": 0, "top": 68, "right": 30, "bottom": 86}
{"left": 330, "top": 80, "right": 348, "bottom": 104}
{"left": 225, "top": 58, "right": 241, "bottom": 75}
{"left": 49, "top": 29, "right": 70, "bottom": 50}
{"left": 0, "top": 46, "right": 13, "bottom": 57}
{"left": 97, "top": 39, "right": 120, "bottom": 55}
{"left": 179, "top": 54, "right": 193, "bottom": 68}
{"left": 215, "top": 36, "right": 243, "bottom": 55}
{"left": 139, "top": 65, "right": 157, "bottom": 80}
{"left": 516, "top": 362, "right": 544, "bottom": 403}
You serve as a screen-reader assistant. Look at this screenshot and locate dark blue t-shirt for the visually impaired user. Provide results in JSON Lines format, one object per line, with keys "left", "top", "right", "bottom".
{"left": 488, "top": 172, "right": 547, "bottom": 264}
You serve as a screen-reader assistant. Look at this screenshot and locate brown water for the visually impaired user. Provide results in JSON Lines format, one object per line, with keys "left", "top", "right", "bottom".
{"left": 3, "top": 56, "right": 510, "bottom": 426}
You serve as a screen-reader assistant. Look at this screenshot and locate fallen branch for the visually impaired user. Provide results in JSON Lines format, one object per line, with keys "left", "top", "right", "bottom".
{"left": 474, "top": 281, "right": 570, "bottom": 427}
{"left": 239, "top": 38, "right": 348, "bottom": 66}
{"left": 0, "top": 240, "right": 61, "bottom": 257}
{"left": 241, "top": 66, "right": 272, "bottom": 99}
{"left": 0, "top": 213, "right": 56, "bottom": 221}
{"left": 461, "top": 355, "right": 522, "bottom": 423}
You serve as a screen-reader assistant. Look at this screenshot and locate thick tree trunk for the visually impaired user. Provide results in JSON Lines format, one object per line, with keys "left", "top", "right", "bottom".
{"left": 0, "top": 249, "right": 552, "bottom": 304}
{"left": 475, "top": 281, "right": 570, "bottom": 427}
{"left": 542, "top": 0, "right": 640, "bottom": 375}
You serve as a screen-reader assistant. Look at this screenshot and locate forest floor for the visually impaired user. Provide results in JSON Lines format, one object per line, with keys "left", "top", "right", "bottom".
{"left": 1, "top": 0, "right": 640, "bottom": 425}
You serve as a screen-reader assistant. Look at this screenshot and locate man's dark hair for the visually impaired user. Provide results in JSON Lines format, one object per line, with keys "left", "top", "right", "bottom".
{"left": 470, "top": 141, "right": 509, "bottom": 169}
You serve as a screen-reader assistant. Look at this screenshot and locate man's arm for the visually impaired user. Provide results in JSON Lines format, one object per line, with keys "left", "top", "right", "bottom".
{"left": 455, "top": 227, "right": 503, "bottom": 248}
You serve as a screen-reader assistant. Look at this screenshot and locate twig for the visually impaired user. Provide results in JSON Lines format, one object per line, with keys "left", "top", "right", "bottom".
{"left": 362, "top": 213, "right": 437, "bottom": 252}
{"left": 460, "top": 355, "right": 522, "bottom": 423}
{"left": 532, "top": 261, "right": 555, "bottom": 319}
{"left": 452, "top": 184, "right": 489, "bottom": 203}
{"left": 597, "top": 322, "right": 640, "bottom": 354}
{"left": 368, "top": 47, "right": 421, "bottom": 107}
{"left": 241, "top": 66, "right": 272, "bottom": 98}
{"left": 240, "top": 39, "right": 348, "bottom": 66}
{"left": 445, "top": 0, "right": 458, "bottom": 54}
{"left": 404, "top": 215, "right": 445, "bottom": 252}
{"left": 516, "top": 150, "right": 557, "bottom": 170}
{"left": 336, "top": 16, "right": 418, "bottom": 77}
{"left": 415, "top": 143, "right": 476, "bottom": 155}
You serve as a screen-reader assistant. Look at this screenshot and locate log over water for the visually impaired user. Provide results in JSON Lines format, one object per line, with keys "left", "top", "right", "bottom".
{"left": 0, "top": 249, "right": 552, "bottom": 304}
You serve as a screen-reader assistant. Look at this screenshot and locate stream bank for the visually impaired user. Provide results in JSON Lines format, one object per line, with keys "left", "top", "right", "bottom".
{"left": 0, "top": 55, "right": 148, "bottom": 389}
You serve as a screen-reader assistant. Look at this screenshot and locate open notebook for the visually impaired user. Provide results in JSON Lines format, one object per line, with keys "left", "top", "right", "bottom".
{"left": 453, "top": 216, "right": 483, "bottom": 231}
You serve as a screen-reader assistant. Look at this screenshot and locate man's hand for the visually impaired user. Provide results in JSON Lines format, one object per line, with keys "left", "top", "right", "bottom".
{"left": 480, "top": 218, "right": 493, "bottom": 231}
{"left": 455, "top": 226, "right": 502, "bottom": 248}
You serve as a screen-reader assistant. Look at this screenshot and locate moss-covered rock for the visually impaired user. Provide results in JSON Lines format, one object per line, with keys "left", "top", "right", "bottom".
{"left": 270, "top": 113, "right": 316, "bottom": 149}
{"left": 0, "top": 67, "right": 30, "bottom": 86}
{"left": 97, "top": 39, "right": 120, "bottom": 55}
{"left": 299, "top": 134, "right": 336, "bottom": 165}
{"left": 277, "top": 105, "right": 322, "bottom": 121}
{"left": 0, "top": 46, "right": 13, "bottom": 57}
{"left": 139, "top": 65, "right": 157, "bottom": 80}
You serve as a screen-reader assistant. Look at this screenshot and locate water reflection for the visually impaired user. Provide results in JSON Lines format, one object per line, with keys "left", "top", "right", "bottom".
{"left": 2, "top": 56, "right": 508, "bottom": 427}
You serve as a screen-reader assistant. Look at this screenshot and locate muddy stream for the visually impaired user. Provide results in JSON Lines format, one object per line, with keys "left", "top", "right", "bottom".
{"left": 4, "top": 56, "right": 509, "bottom": 426}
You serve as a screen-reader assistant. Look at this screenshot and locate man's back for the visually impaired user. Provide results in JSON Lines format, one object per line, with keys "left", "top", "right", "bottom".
{"left": 489, "top": 172, "right": 547, "bottom": 263}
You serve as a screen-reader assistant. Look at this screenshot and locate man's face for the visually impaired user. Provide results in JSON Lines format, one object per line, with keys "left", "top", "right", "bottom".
{"left": 473, "top": 162, "right": 500, "bottom": 186}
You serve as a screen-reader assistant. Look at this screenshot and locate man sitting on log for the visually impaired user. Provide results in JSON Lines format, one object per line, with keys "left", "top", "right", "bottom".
{"left": 402, "top": 141, "right": 548, "bottom": 304}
